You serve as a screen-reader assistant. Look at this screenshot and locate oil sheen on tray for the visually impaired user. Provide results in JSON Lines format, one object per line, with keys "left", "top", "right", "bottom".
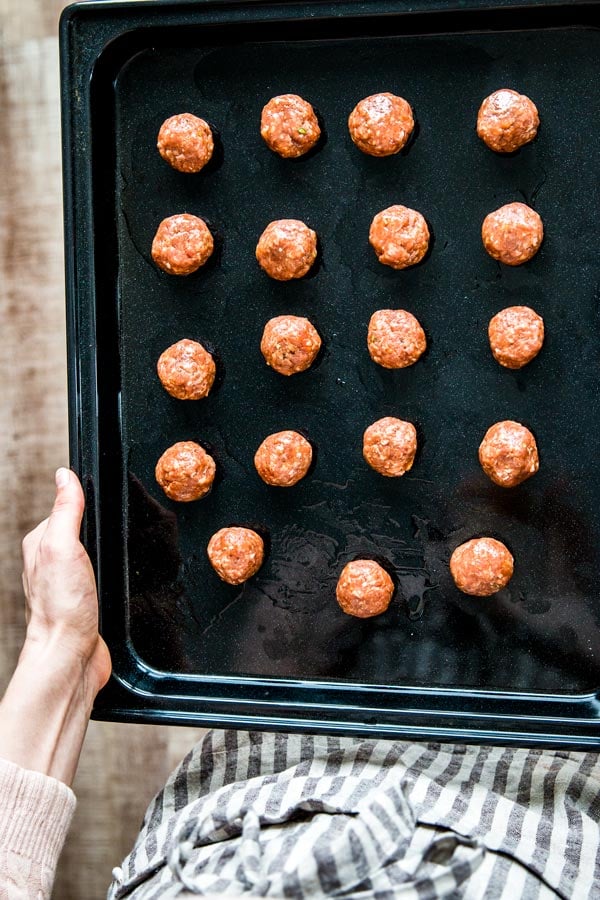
{"left": 115, "top": 27, "right": 600, "bottom": 692}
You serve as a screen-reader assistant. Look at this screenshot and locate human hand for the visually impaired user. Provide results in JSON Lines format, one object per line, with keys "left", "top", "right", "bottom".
{"left": 20, "top": 467, "right": 111, "bottom": 697}
{"left": 0, "top": 469, "right": 111, "bottom": 784}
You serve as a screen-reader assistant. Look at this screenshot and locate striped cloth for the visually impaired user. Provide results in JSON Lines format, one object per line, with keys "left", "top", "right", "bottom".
{"left": 108, "top": 731, "right": 600, "bottom": 899}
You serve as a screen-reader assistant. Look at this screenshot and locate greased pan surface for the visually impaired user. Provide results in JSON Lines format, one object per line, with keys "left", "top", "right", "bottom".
{"left": 118, "top": 25, "right": 600, "bottom": 689}
{"left": 62, "top": 0, "right": 600, "bottom": 741}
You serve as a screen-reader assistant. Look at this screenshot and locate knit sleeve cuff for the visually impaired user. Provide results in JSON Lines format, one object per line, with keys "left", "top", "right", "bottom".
{"left": 0, "top": 757, "right": 75, "bottom": 872}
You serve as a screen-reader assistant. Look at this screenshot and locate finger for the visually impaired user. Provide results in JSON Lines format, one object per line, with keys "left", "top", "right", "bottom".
{"left": 21, "top": 518, "right": 49, "bottom": 567}
{"left": 44, "top": 468, "right": 85, "bottom": 545}
{"left": 23, "top": 585, "right": 31, "bottom": 625}
{"left": 21, "top": 571, "right": 33, "bottom": 624}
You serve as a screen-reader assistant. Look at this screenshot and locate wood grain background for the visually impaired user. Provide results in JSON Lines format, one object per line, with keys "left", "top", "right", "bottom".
{"left": 0, "top": 3, "right": 204, "bottom": 896}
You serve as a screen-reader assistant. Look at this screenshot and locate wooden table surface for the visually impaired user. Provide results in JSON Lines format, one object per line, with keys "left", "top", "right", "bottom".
{"left": 0, "top": 3, "right": 203, "bottom": 896}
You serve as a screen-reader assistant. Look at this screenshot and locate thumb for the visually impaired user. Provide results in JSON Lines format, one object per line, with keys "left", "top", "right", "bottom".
{"left": 45, "top": 468, "right": 85, "bottom": 542}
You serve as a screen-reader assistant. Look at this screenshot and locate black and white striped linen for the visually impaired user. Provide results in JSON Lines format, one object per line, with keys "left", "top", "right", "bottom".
{"left": 108, "top": 731, "right": 600, "bottom": 898}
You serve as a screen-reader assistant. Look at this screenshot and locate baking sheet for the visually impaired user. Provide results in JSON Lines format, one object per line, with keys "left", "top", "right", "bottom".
{"left": 112, "top": 24, "right": 600, "bottom": 693}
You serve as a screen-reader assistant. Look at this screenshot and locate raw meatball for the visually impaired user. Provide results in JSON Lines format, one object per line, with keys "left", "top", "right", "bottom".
{"left": 260, "top": 94, "right": 321, "bottom": 158}
{"left": 256, "top": 219, "right": 317, "bottom": 281}
{"left": 336, "top": 559, "right": 394, "bottom": 618}
{"left": 477, "top": 89, "right": 539, "bottom": 154}
{"left": 207, "top": 526, "right": 265, "bottom": 585}
{"left": 155, "top": 441, "right": 216, "bottom": 502}
{"left": 363, "top": 417, "right": 417, "bottom": 477}
{"left": 367, "top": 309, "right": 426, "bottom": 369}
{"left": 254, "top": 430, "right": 312, "bottom": 487}
{"left": 157, "top": 339, "right": 216, "bottom": 400}
{"left": 488, "top": 306, "right": 545, "bottom": 369}
{"left": 157, "top": 113, "right": 214, "bottom": 173}
{"left": 479, "top": 420, "right": 539, "bottom": 488}
{"left": 348, "top": 93, "right": 414, "bottom": 157}
{"left": 152, "top": 214, "right": 214, "bottom": 275}
{"left": 261, "top": 315, "right": 321, "bottom": 376}
{"left": 369, "top": 205, "right": 430, "bottom": 269}
{"left": 450, "top": 537, "right": 514, "bottom": 596}
{"left": 482, "top": 202, "right": 543, "bottom": 266}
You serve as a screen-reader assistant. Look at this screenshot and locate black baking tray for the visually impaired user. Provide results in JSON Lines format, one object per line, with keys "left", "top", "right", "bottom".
{"left": 60, "top": 0, "right": 600, "bottom": 746}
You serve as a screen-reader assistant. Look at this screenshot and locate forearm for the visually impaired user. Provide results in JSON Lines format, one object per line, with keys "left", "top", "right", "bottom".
{"left": 0, "top": 634, "right": 95, "bottom": 786}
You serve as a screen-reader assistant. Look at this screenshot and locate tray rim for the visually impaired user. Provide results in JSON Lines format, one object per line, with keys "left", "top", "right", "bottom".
{"left": 61, "top": 0, "right": 600, "bottom": 746}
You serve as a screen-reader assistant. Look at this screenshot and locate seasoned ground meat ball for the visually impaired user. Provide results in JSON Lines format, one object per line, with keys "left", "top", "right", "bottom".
{"left": 488, "top": 306, "right": 545, "bottom": 369}
{"left": 261, "top": 315, "right": 321, "bottom": 376}
{"left": 254, "top": 430, "right": 313, "bottom": 487}
{"left": 256, "top": 219, "right": 317, "bottom": 281}
{"left": 479, "top": 420, "right": 539, "bottom": 488}
{"left": 336, "top": 559, "right": 394, "bottom": 618}
{"left": 477, "top": 89, "right": 539, "bottom": 154}
{"left": 157, "top": 113, "right": 214, "bottom": 173}
{"left": 482, "top": 202, "right": 543, "bottom": 266}
{"left": 155, "top": 441, "right": 216, "bottom": 502}
{"left": 348, "top": 93, "right": 414, "bottom": 157}
{"left": 369, "top": 205, "right": 430, "bottom": 269}
{"left": 363, "top": 417, "right": 417, "bottom": 477}
{"left": 450, "top": 537, "right": 514, "bottom": 597}
{"left": 260, "top": 94, "right": 321, "bottom": 158}
{"left": 367, "top": 309, "right": 426, "bottom": 369}
{"left": 207, "top": 527, "right": 265, "bottom": 585}
{"left": 151, "top": 214, "right": 214, "bottom": 275}
{"left": 157, "top": 339, "right": 216, "bottom": 400}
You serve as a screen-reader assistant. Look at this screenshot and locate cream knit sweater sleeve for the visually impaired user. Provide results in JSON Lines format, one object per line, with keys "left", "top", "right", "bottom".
{"left": 0, "top": 758, "right": 75, "bottom": 899}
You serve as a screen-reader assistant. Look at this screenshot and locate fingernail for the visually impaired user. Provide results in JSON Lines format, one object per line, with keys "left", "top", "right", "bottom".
{"left": 55, "top": 467, "right": 70, "bottom": 488}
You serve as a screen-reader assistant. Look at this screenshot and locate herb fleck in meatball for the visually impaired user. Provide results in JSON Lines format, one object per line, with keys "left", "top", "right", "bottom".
{"left": 363, "top": 417, "right": 417, "bottom": 477}
{"left": 260, "top": 94, "right": 321, "bottom": 158}
{"left": 479, "top": 420, "right": 539, "bottom": 488}
{"left": 369, "top": 205, "right": 430, "bottom": 269}
{"left": 477, "top": 89, "right": 539, "bottom": 154}
{"left": 348, "top": 93, "right": 414, "bottom": 157}
{"left": 157, "top": 339, "right": 216, "bottom": 400}
{"left": 261, "top": 315, "right": 321, "bottom": 376}
{"left": 336, "top": 559, "right": 394, "bottom": 618}
{"left": 482, "top": 202, "right": 543, "bottom": 266}
{"left": 151, "top": 214, "right": 214, "bottom": 275}
{"left": 450, "top": 537, "right": 514, "bottom": 596}
{"left": 157, "top": 113, "right": 214, "bottom": 173}
{"left": 367, "top": 309, "right": 426, "bottom": 369}
{"left": 207, "top": 527, "right": 265, "bottom": 585}
{"left": 256, "top": 219, "right": 317, "bottom": 281}
{"left": 254, "top": 430, "right": 312, "bottom": 487}
{"left": 155, "top": 441, "right": 216, "bottom": 502}
{"left": 488, "top": 306, "right": 544, "bottom": 369}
